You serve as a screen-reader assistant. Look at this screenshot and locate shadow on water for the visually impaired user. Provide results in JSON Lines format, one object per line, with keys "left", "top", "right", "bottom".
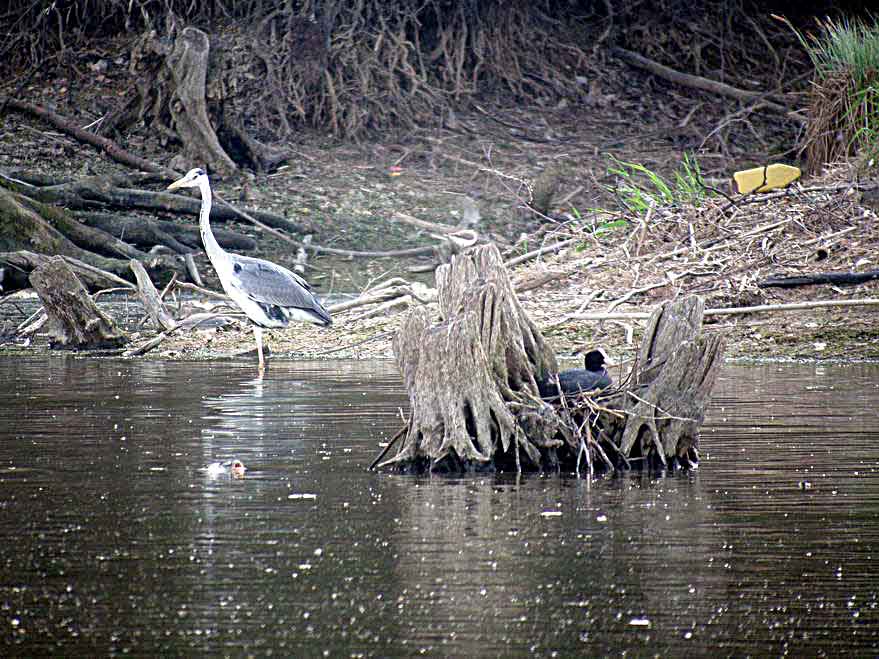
{"left": 1, "top": 356, "right": 878, "bottom": 654}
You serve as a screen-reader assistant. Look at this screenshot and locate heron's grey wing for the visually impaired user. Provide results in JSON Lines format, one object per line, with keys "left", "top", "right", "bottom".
{"left": 229, "top": 254, "right": 316, "bottom": 309}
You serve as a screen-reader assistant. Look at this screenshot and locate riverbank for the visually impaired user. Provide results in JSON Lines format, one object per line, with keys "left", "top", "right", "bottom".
{"left": 2, "top": 35, "right": 878, "bottom": 365}
{"left": 4, "top": 158, "right": 879, "bottom": 366}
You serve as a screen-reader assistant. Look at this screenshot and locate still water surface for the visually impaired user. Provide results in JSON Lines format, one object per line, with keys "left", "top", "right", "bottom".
{"left": 1, "top": 357, "right": 878, "bottom": 655}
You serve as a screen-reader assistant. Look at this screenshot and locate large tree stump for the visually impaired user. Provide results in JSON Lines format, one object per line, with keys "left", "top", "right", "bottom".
{"left": 380, "top": 244, "right": 724, "bottom": 473}
{"left": 166, "top": 27, "right": 238, "bottom": 176}
{"left": 108, "top": 23, "right": 290, "bottom": 173}
{"left": 598, "top": 297, "right": 725, "bottom": 468}
{"left": 29, "top": 257, "right": 126, "bottom": 349}
{"left": 385, "top": 245, "right": 560, "bottom": 472}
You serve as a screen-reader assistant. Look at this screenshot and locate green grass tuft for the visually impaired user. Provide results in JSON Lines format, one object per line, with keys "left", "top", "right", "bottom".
{"left": 802, "top": 15, "right": 879, "bottom": 86}
{"left": 780, "top": 14, "right": 879, "bottom": 169}
{"left": 605, "top": 153, "right": 706, "bottom": 216}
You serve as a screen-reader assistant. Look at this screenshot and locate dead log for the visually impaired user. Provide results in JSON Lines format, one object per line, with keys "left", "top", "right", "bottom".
{"left": 0, "top": 251, "right": 134, "bottom": 292}
{"left": 611, "top": 47, "right": 800, "bottom": 120}
{"left": 1, "top": 98, "right": 173, "bottom": 176}
{"left": 16, "top": 197, "right": 151, "bottom": 261}
{"left": 0, "top": 185, "right": 185, "bottom": 291}
{"left": 29, "top": 257, "right": 126, "bottom": 349}
{"left": 0, "top": 186, "right": 129, "bottom": 272}
{"left": 130, "top": 260, "right": 177, "bottom": 331}
{"left": 0, "top": 248, "right": 179, "bottom": 295}
{"left": 758, "top": 270, "right": 879, "bottom": 288}
{"left": 379, "top": 245, "right": 724, "bottom": 473}
{"left": 78, "top": 212, "right": 256, "bottom": 253}
{"left": 78, "top": 212, "right": 194, "bottom": 254}
{"left": 4, "top": 175, "right": 303, "bottom": 234}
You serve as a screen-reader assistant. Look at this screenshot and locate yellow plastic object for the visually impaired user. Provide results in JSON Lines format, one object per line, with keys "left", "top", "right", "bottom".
{"left": 733, "top": 163, "right": 801, "bottom": 194}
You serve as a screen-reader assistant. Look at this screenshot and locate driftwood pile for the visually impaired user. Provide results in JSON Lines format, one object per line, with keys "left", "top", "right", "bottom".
{"left": 375, "top": 244, "right": 724, "bottom": 474}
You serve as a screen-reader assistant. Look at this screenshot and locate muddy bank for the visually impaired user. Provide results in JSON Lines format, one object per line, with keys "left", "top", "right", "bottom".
{"left": 1, "top": 27, "right": 877, "bottom": 366}
{"left": 4, "top": 161, "right": 879, "bottom": 365}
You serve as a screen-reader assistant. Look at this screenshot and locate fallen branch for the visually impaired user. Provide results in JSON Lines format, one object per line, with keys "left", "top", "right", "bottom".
{"left": 611, "top": 48, "right": 801, "bottom": 121}
{"left": 605, "top": 281, "right": 668, "bottom": 313}
{"left": 568, "top": 297, "right": 879, "bottom": 320}
{"left": 329, "top": 281, "right": 436, "bottom": 314}
{"left": 505, "top": 238, "right": 579, "bottom": 267}
{"left": 0, "top": 251, "right": 137, "bottom": 291}
{"left": 172, "top": 280, "right": 230, "bottom": 301}
{"left": 758, "top": 270, "right": 879, "bottom": 288}
{"left": 79, "top": 211, "right": 255, "bottom": 253}
{"left": 392, "top": 212, "right": 460, "bottom": 235}
{"left": 130, "top": 260, "right": 177, "bottom": 331}
{"left": 123, "top": 311, "right": 226, "bottom": 357}
{"left": 3, "top": 98, "right": 175, "bottom": 176}
{"left": 347, "top": 295, "right": 413, "bottom": 322}
{"left": 308, "top": 329, "right": 395, "bottom": 357}
{"left": 512, "top": 269, "right": 568, "bottom": 293}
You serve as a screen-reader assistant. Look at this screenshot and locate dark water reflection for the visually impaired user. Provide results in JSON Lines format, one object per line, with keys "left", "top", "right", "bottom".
{"left": 1, "top": 357, "right": 878, "bottom": 655}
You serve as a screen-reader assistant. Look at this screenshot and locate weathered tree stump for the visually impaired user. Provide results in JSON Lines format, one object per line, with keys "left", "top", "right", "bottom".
{"left": 165, "top": 27, "right": 238, "bottom": 176}
{"left": 29, "top": 257, "right": 126, "bottom": 349}
{"left": 380, "top": 244, "right": 724, "bottom": 473}
{"left": 109, "top": 23, "right": 291, "bottom": 173}
{"left": 385, "top": 244, "right": 560, "bottom": 472}
{"left": 597, "top": 297, "right": 725, "bottom": 468}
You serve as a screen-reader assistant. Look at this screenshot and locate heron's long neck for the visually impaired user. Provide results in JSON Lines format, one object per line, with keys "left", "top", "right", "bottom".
{"left": 198, "top": 178, "right": 226, "bottom": 268}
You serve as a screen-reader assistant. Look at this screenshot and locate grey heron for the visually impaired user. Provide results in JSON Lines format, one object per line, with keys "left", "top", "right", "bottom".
{"left": 538, "top": 348, "right": 613, "bottom": 398}
{"left": 167, "top": 168, "right": 331, "bottom": 373}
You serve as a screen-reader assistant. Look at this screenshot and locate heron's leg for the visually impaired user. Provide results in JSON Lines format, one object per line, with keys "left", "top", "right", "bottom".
{"left": 254, "top": 326, "right": 265, "bottom": 373}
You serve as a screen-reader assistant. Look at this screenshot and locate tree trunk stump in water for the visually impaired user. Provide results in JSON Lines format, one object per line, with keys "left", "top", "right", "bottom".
{"left": 386, "top": 244, "right": 560, "bottom": 472}
{"left": 29, "top": 257, "right": 126, "bottom": 349}
{"left": 598, "top": 297, "right": 725, "bottom": 468}
{"left": 380, "top": 244, "right": 724, "bottom": 473}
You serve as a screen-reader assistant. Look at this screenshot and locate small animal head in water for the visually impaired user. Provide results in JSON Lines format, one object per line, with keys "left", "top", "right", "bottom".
{"left": 206, "top": 458, "right": 247, "bottom": 478}
{"left": 230, "top": 460, "right": 246, "bottom": 478}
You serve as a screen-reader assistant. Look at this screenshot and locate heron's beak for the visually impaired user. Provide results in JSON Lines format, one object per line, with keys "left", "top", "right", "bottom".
{"left": 167, "top": 178, "right": 185, "bottom": 191}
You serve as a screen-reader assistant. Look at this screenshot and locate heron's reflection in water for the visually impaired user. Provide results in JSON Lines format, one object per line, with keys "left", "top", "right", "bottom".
{"left": 199, "top": 372, "right": 311, "bottom": 454}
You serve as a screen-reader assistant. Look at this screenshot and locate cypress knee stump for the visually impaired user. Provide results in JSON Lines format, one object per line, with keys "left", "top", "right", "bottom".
{"left": 379, "top": 244, "right": 724, "bottom": 473}
{"left": 29, "top": 256, "right": 126, "bottom": 349}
